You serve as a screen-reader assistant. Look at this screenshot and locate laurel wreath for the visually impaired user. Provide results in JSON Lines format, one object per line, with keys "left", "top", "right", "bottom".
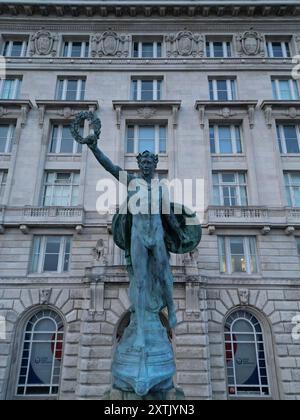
{"left": 70, "top": 111, "right": 101, "bottom": 146}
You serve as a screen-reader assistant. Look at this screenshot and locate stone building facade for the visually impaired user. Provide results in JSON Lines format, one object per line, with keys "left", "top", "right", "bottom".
{"left": 0, "top": 0, "right": 300, "bottom": 400}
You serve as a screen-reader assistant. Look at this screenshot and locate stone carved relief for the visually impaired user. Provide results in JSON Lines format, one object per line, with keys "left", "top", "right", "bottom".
{"left": 165, "top": 31, "right": 204, "bottom": 57}
{"left": 92, "top": 238, "right": 108, "bottom": 265}
{"left": 236, "top": 30, "right": 265, "bottom": 57}
{"left": 39, "top": 288, "right": 52, "bottom": 304}
{"left": 238, "top": 288, "right": 249, "bottom": 306}
{"left": 137, "top": 107, "right": 157, "bottom": 119}
{"left": 91, "top": 30, "right": 130, "bottom": 57}
{"left": 30, "top": 30, "right": 58, "bottom": 56}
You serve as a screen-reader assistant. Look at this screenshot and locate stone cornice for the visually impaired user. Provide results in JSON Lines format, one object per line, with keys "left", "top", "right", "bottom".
{"left": 0, "top": 99, "right": 33, "bottom": 126}
{"left": 36, "top": 99, "right": 98, "bottom": 126}
{"left": 0, "top": 1, "right": 300, "bottom": 19}
{"left": 112, "top": 100, "right": 181, "bottom": 127}
{"left": 261, "top": 100, "right": 300, "bottom": 127}
{"left": 195, "top": 100, "right": 258, "bottom": 128}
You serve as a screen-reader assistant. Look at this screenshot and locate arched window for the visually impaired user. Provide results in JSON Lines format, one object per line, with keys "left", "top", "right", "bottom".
{"left": 224, "top": 310, "right": 270, "bottom": 398}
{"left": 17, "top": 309, "right": 64, "bottom": 397}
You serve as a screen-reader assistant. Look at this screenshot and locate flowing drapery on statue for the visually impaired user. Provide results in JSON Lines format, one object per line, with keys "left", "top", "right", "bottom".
{"left": 71, "top": 112, "right": 202, "bottom": 398}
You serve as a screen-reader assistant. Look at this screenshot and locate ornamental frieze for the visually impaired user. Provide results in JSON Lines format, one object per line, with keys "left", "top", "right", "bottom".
{"left": 165, "top": 31, "right": 204, "bottom": 58}
{"left": 91, "top": 30, "right": 130, "bottom": 57}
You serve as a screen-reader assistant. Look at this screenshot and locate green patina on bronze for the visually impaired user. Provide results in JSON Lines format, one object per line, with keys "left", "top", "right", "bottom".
{"left": 71, "top": 112, "right": 201, "bottom": 398}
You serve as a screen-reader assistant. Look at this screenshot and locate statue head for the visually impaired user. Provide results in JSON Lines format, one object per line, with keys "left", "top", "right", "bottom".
{"left": 136, "top": 150, "right": 159, "bottom": 178}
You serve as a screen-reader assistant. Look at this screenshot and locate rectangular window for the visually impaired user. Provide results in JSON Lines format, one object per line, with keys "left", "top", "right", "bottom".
{"left": 206, "top": 41, "right": 232, "bottom": 58}
{"left": 42, "top": 172, "right": 80, "bottom": 207}
{"left": 55, "top": 78, "right": 86, "bottom": 101}
{"left": 62, "top": 40, "right": 89, "bottom": 57}
{"left": 30, "top": 236, "right": 71, "bottom": 273}
{"left": 285, "top": 172, "right": 300, "bottom": 207}
{"left": 0, "top": 170, "right": 7, "bottom": 203}
{"left": 209, "top": 79, "right": 237, "bottom": 101}
{"left": 0, "top": 124, "right": 15, "bottom": 153}
{"left": 133, "top": 41, "right": 162, "bottom": 58}
{"left": 272, "top": 79, "right": 299, "bottom": 100}
{"left": 213, "top": 172, "right": 248, "bottom": 206}
{"left": 131, "top": 79, "right": 162, "bottom": 100}
{"left": 267, "top": 41, "right": 291, "bottom": 58}
{"left": 126, "top": 124, "right": 167, "bottom": 154}
{"left": 218, "top": 236, "right": 258, "bottom": 274}
{"left": 276, "top": 125, "right": 300, "bottom": 154}
{"left": 49, "top": 124, "right": 82, "bottom": 154}
{"left": 3, "top": 40, "right": 27, "bottom": 57}
{"left": 210, "top": 125, "right": 242, "bottom": 154}
{"left": 0, "top": 78, "right": 21, "bottom": 99}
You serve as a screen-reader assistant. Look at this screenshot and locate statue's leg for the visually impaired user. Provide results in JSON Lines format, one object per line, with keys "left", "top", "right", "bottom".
{"left": 130, "top": 235, "right": 148, "bottom": 349}
{"left": 152, "top": 242, "right": 177, "bottom": 328}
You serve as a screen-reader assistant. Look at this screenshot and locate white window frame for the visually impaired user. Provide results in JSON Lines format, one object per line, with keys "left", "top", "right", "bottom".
{"left": 62, "top": 40, "right": 89, "bottom": 57}
{"left": 3, "top": 40, "right": 27, "bottom": 57}
{"left": 0, "top": 124, "right": 15, "bottom": 154}
{"left": 30, "top": 235, "right": 71, "bottom": 274}
{"left": 206, "top": 41, "right": 232, "bottom": 58}
{"left": 0, "top": 78, "right": 21, "bottom": 99}
{"left": 218, "top": 236, "right": 258, "bottom": 275}
{"left": 209, "top": 79, "right": 237, "bottom": 101}
{"left": 267, "top": 41, "right": 291, "bottom": 58}
{"left": 272, "top": 78, "right": 299, "bottom": 100}
{"left": 213, "top": 172, "right": 248, "bottom": 206}
{"left": 210, "top": 125, "right": 242, "bottom": 154}
{"left": 133, "top": 41, "right": 162, "bottom": 58}
{"left": 49, "top": 124, "right": 82, "bottom": 154}
{"left": 55, "top": 78, "right": 85, "bottom": 101}
{"left": 126, "top": 124, "right": 167, "bottom": 154}
{"left": 224, "top": 310, "right": 270, "bottom": 398}
{"left": 17, "top": 309, "right": 64, "bottom": 397}
{"left": 131, "top": 79, "right": 162, "bottom": 101}
{"left": 0, "top": 170, "right": 7, "bottom": 203}
{"left": 284, "top": 172, "right": 300, "bottom": 208}
{"left": 42, "top": 171, "right": 80, "bottom": 207}
{"left": 276, "top": 124, "right": 300, "bottom": 154}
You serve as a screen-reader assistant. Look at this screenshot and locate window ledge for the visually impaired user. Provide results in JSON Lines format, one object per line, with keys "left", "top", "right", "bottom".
{"left": 112, "top": 100, "right": 181, "bottom": 128}
{"left": 195, "top": 100, "right": 258, "bottom": 129}
{"left": 36, "top": 100, "right": 99, "bottom": 127}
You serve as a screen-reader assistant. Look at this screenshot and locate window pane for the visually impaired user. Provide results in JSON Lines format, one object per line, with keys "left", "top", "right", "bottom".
{"left": 283, "top": 126, "right": 299, "bottom": 153}
{"left": 31, "top": 236, "right": 41, "bottom": 273}
{"left": 65, "top": 80, "right": 78, "bottom": 101}
{"left": 213, "top": 42, "right": 224, "bottom": 57}
{"left": 0, "top": 125, "right": 10, "bottom": 153}
{"left": 127, "top": 126, "right": 134, "bottom": 153}
{"left": 142, "top": 43, "right": 154, "bottom": 58}
{"left": 50, "top": 126, "right": 59, "bottom": 153}
{"left": 71, "top": 42, "right": 82, "bottom": 57}
{"left": 43, "top": 237, "right": 61, "bottom": 272}
{"left": 216, "top": 80, "right": 228, "bottom": 100}
{"left": 61, "top": 126, "right": 74, "bottom": 153}
{"left": 141, "top": 80, "right": 154, "bottom": 100}
{"left": 139, "top": 126, "right": 155, "bottom": 152}
{"left": 209, "top": 126, "right": 216, "bottom": 153}
{"left": 159, "top": 126, "right": 166, "bottom": 153}
{"left": 219, "top": 126, "right": 233, "bottom": 153}
{"left": 131, "top": 80, "right": 138, "bottom": 100}
{"left": 11, "top": 41, "right": 24, "bottom": 57}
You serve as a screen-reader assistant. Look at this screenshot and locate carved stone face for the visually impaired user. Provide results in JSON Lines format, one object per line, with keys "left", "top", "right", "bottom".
{"left": 138, "top": 156, "right": 156, "bottom": 178}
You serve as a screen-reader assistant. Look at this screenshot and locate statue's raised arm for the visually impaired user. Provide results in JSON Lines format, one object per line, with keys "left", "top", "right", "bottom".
{"left": 70, "top": 112, "right": 132, "bottom": 185}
